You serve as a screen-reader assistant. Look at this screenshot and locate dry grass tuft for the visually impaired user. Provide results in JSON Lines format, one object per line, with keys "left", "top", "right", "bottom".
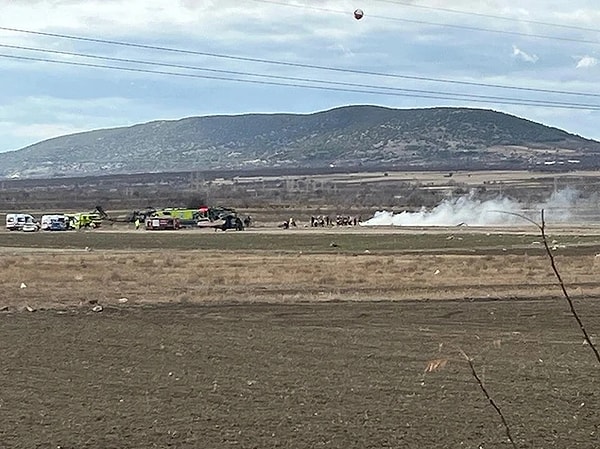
{"left": 2, "top": 249, "right": 600, "bottom": 309}
{"left": 425, "top": 358, "right": 449, "bottom": 373}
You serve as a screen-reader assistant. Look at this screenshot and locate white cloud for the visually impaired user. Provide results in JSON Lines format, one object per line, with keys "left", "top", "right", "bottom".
{"left": 0, "top": 121, "right": 87, "bottom": 151}
{"left": 0, "top": 0, "right": 369, "bottom": 44}
{"left": 0, "top": 95, "right": 135, "bottom": 122}
{"left": 511, "top": 45, "right": 538, "bottom": 63}
{"left": 576, "top": 56, "right": 598, "bottom": 69}
{"left": 553, "top": 7, "right": 600, "bottom": 26}
{"left": 0, "top": 95, "right": 145, "bottom": 150}
{"left": 2, "top": 0, "right": 600, "bottom": 154}
{"left": 6, "top": 123, "right": 89, "bottom": 140}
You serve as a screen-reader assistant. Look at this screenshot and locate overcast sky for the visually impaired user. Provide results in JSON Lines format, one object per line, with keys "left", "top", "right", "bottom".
{"left": 1, "top": 0, "right": 600, "bottom": 153}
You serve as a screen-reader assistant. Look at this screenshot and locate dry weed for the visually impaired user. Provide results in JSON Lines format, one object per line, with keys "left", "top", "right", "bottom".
{"left": 425, "top": 358, "right": 449, "bottom": 373}
{"left": 1, "top": 250, "right": 599, "bottom": 308}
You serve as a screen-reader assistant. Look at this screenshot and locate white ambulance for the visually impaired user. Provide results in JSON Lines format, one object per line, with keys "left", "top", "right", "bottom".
{"left": 40, "top": 214, "right": 69, "bottom": 231}
{"left": 5, "top": 213, "right": 38, "bottom": 231}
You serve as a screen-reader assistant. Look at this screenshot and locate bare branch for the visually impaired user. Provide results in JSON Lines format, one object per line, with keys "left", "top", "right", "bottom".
{"left": 537, "top": 210, "right": 600, "bottom": 365}
{"left": 489, "top": 210, "right": 541, "bottom": 229}
{"left": 495, "top": 208, "right": 600, "bottom": 364}
{"left": 460, "top": 350, "right": 519, "bottom": 449}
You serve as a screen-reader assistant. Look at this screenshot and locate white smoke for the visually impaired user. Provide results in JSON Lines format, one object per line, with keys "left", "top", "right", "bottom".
{"left": 361, "top": 189, "right": 581, "bottom": 227}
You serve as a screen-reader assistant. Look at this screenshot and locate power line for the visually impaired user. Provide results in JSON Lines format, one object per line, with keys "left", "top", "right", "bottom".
{"left": 250, "top": 0, "right": 600, "bottom": 45}
{"left": 4, "top": 43, "right": 600, "bottom": 108}
{"left": 0, "top": 25, "right": 598, "bottom": 99}
{"left": 375, "top": 0, "right": 600, "bottom": 34}
{"left": 3, "top": 52, "right": 600, "bottom": 110}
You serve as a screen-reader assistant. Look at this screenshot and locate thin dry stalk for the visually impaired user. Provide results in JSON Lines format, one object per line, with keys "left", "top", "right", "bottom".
{"left": 460, "top": 350, "right": 518, "bottom": 449}
{"left": 498, "top": 209, "right": 600, "bottom": 365}
{"left": 538, "top": 210, "right": 600, "bottom": 365}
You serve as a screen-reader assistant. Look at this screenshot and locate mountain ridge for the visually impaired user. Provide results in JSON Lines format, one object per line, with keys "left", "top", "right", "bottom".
{"left": 2, "top": 105, "right": 599, "bottom": 178}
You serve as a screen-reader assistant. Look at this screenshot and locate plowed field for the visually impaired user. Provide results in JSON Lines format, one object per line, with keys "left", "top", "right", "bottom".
{"left": 1, "top": 301, "right": 599, "bottom": 448}
{"left": 1, "top": 227, "right": 599, "bottom": 448}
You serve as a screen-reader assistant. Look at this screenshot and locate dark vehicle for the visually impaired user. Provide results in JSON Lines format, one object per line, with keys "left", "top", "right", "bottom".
{"left": 220, "top": 215, "right": 244, "bottom": 231}
{"left": 50, "top": 221, "right": 68, "bottom": 231}
{"left": 197, "top": 206, "right": 245, "bottom": 231}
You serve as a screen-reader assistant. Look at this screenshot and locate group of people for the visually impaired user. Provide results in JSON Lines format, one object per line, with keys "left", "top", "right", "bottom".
{"left": 310, "top": 214, "right": 362, "bottom": 227}
{"left": 278, "top": 215, "right": 363, "bottom": 229}
{"left": 279, "top": 217, "right": 297, "bottom": 229}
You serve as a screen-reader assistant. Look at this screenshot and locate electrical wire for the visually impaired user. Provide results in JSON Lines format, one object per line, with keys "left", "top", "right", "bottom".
{"left": 3, "top": 52, "right": 600, "bottom": 110}
{"left": 3, "top": 43, "right": 600, "bottom": 108}
{"left": 249, "top": 0, "right": 600, "bottom": 45}
{"left": 374, "top": 0, "right": 600, "bottom": 34}
{"left": 0, "top": 25, "right": 598, "bottom": 99}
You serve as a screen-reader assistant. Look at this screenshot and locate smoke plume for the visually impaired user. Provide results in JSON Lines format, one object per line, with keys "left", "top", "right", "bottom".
{"left": 361, "top": 189, "right": 582, "bottom": 227}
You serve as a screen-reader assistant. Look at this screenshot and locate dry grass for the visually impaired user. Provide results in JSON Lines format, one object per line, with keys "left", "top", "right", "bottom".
{"left": 2, "top": 249, "right": 600, "bottom": 310}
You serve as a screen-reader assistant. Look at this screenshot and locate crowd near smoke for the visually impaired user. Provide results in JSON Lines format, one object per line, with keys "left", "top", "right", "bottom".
{"left": 361, "top": 189, "right": 583, "bottom": 227}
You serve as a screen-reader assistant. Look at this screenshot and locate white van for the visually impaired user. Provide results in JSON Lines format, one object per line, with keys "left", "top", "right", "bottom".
{"left": 5, "top": 213, "right": 37, "bottom": 231}
{"left": 40, "top": 214, "right": 69, "bottom": 231}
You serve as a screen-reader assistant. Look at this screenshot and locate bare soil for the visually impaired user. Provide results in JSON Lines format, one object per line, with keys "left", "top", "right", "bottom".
{"left": 1, "top": 226, "right": 600, "bottom": 448}
{"left": 1, "top": 301, "right": 599, "bottom": 448}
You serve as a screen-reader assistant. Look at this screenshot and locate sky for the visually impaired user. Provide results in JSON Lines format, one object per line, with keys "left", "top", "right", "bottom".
{"left": 1, "top": 0, "right": 600, "bottom": 153}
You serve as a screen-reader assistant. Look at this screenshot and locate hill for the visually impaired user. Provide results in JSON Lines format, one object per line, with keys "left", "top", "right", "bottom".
{"left": 1, "top": 105, "right": 600, "bottom": 178}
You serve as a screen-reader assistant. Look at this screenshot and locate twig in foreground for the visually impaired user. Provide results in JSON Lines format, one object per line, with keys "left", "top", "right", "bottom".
{"left": 460, "top": 350, "right": 519, "bottom": 449}
{"left": 537, "top": 210, "right": 600, "bottom": 365}
{"left": 496, "top": 209, "right": 600, "bottom": 365}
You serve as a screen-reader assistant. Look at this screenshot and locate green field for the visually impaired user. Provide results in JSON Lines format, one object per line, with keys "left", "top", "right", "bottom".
{"left": 3, "top": 227, "right": 600, "bottom": 256}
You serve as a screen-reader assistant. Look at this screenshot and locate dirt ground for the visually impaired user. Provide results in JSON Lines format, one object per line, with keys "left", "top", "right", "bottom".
{"left": 1, "top": 226, "right": 600, "bottom": 448}
{"left": 0, "top": 301, "right": 598, "bottom": 448}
